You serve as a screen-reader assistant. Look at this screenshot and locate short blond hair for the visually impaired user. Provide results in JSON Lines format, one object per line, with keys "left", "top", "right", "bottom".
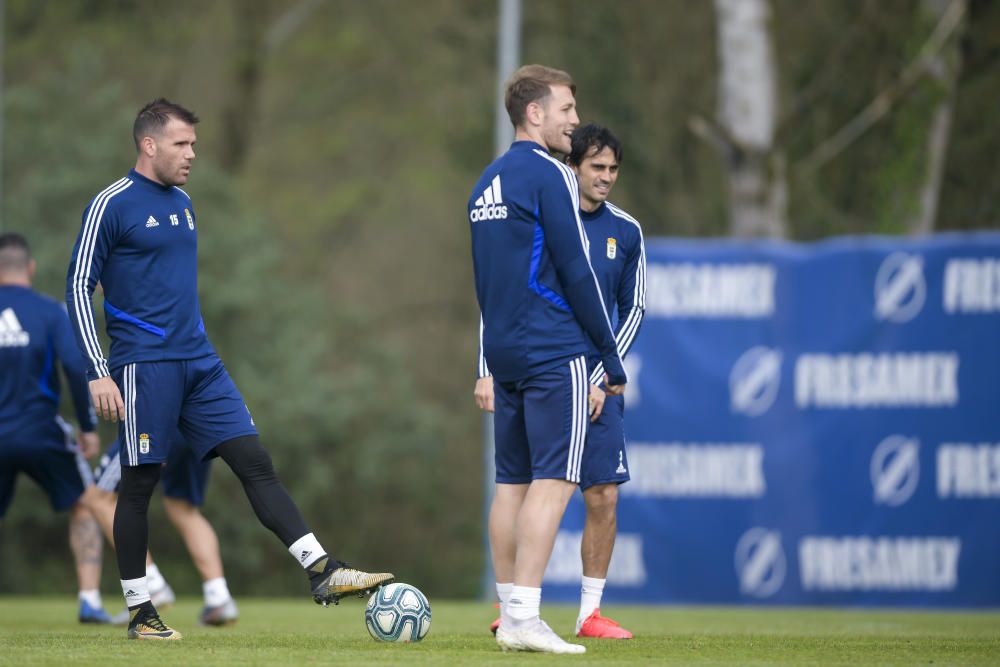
{"left": 504, "top": 64, "right": 576, "bottom": 128}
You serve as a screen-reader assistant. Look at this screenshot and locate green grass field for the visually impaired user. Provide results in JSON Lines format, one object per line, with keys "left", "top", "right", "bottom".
{"left": 0, "top": 597, "right": 997, "bottom": 666}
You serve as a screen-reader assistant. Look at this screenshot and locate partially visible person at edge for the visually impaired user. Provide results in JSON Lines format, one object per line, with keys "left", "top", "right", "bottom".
{"left": 0, "top": 232, "right": 114, "bottom": 624}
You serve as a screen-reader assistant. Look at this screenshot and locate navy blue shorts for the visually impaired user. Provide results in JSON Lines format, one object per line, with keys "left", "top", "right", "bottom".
{"left": 493, "top": 356, "right": 590, "bottom": 484}
{"left": 0, "top": 418, "right": 92, "bottom": 517}
{"left": 94, "top": 434, "right": 212, "bottom": 507}
{"left": 579, "top": 393, "right": 631, "bottom": 490}
{"left": 112, "top": 354, "right": 257, "bottom": 467}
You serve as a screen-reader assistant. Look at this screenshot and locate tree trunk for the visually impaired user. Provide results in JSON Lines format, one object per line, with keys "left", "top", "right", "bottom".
{"left": 911, "top": 0, "right": 966, "bottom": 235}
{"left": 218, "top": 0, "right": 325, "bottom": 173}
{"left": 714, "top": 0, "right": 787, "bottom": 237}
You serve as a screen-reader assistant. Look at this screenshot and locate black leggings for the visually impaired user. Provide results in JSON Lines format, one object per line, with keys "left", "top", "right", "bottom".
{"left": 115, "top": 463, "right": 161, "bottom": 580}
{"left": 215, "top": 434, "right": 310, "bottom": 547}
{"left": 114, "top": 435, "right": 311, "bottom": 582}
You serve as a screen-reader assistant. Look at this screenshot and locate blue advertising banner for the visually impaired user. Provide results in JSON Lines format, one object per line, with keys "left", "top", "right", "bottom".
{"left": 542, "top": 232, "right": 1000, "bottom": 607}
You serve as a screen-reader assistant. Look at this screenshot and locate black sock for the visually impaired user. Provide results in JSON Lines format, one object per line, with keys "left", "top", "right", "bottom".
{"left": 215, "top": 435, "right": 311, "bottom": 546}
{"left": 130, "top": 600, "right": 156, "bottom": 616}
{"left": 115, "top": 463, "right": 161, "bottom": 582}
{"left": 306, "top": 556, "right": 347, "bottom": 586}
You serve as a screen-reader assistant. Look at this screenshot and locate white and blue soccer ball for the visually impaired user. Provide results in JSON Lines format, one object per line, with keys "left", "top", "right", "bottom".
{"left": 365, "top": 583, "right": 432, "bottom": 643}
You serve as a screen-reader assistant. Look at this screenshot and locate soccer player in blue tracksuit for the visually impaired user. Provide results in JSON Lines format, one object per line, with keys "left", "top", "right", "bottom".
{"left": 477, "top": 124, "right": 645, "bottom": 640}
{"left": 0, "top": 233, "right": 116, "bottom": 624}
{"left": 88, "top": 433, "right": 239, "bottom": 626}
{"left": 469, "top": 65, "right": 627, "bottom": 655}
{"left": 66, "top": 98, "right": 392, "bottom": 640}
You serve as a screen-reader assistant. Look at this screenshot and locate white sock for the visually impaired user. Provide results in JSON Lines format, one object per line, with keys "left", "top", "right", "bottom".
{"left": 203, "top": 577, "right": 232, "bottom": 607}
{"left": 289, "top": 533, "right": 328, "bottom": 569}
{"left": 505, "top": 585, "right": 541, "bottom": 626}
{"left": 121, "top": 576, "right": 150, "bottom": 608}
{"left": 145, "top": 563, "right": 166, "bottom": 592}
{"left": 579, "top": 575, "right": 606, "bottom": 623}
{"left": 496, "top": 582, "right": 513, "bottom": 616}
{"left": 78, "top": 589, "right": 103, "bottom": 608}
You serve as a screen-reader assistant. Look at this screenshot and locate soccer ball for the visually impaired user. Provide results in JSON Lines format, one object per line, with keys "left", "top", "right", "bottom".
{"left": 365, "top": 583, "right": 431, "bottom": 642}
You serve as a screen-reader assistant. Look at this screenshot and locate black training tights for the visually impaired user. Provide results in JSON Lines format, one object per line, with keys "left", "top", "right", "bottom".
{"left": 215, "top": 434, "right": 310, "bottom": 547}
{"left": 114, "top": 436, "right": 310, "bottom": 581}
{"left": 115, "top": 463, "right": 161, "bottom": 580}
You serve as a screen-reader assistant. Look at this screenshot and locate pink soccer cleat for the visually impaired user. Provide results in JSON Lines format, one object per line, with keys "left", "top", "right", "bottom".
{"left": 576, "top": 609, "right": 633, "bottom": 639}
{"left": 489, "top": 603, "right": 500, "bottom": 635}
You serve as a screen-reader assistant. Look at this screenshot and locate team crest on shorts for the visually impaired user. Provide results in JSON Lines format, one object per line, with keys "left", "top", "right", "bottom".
{"left": 606, "top": 237, "right": 617, "bottom": 259}
{"left": 185, "top": 208, "right": 195, "bottom": 230}
{"left": 139, "top": 433, "right": 151, "bottom": 454}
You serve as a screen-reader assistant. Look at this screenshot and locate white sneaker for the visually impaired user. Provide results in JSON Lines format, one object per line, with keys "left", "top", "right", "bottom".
{"left": 150, "top": 582, "right": 176, "bottom": 608}
{"left": 496, "top": 618, "right": 586, "bottom": 654}
{"left": 495, "top": 624, "right": 525, "bottom": 651}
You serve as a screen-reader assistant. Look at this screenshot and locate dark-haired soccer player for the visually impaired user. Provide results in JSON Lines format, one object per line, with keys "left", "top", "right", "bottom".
{"left": 66, "top": 98, "right": 393, "bottom": 640}
{"left": 477, "top": 123, "right": 644, "bottom": 640}
{"left": 469, "top": 65, "right": 627, "bottom": 655}
{"left": 0, "top": 233, "right": 115, "bottom": 624}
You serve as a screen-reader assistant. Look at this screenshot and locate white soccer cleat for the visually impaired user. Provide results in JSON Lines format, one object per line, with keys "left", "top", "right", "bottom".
{"left": 495, "top": 624, "right": 525, "bottom": 651}
{"left": 496, "top": 618, "right": 586, "bottom": 654}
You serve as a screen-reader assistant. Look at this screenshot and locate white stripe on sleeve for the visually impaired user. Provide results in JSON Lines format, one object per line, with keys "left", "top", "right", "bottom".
{"left": 590, "top": 204, "right": 647, "bottom": 385}
{"left": 71, "top": 178, "right": 131, "bottom": 377}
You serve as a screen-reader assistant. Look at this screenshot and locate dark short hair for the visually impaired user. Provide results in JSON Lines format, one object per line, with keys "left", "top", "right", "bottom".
{"left": 567, "top": 124, "right": 623, "bottom": 167}
{"left": 504, "top": 64, "right": 576, "bottom": 129}
{"left": 0, "top": 232, "right": 31, "bottom": 272}
{"left": 132, "top": 98, "right": 199, "bottom": 151}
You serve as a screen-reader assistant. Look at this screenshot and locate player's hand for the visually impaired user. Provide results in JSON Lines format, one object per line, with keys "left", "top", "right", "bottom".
{"left": 588, "top": 383, "right": 606, "bottom": 422}
{"left": 604, "top": 373, "right": 626, "bottom": 396}
{"left": 474, "top": 375, "right": 495, "bottom": 413}
{"left": 78, "top": 431, "right": 100, "bottom": 459}
{"left": 89, "top": 376, "right": 125, "bottom": 422}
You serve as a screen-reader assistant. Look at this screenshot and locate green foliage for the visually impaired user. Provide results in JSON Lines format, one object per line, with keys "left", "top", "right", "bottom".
{"left": 773, "top": 0, "right": 995, "bottom": 236}
{"left": 2, "top": 43, "right": 132, "bottom": 294}
{"left": 525, "top": 0, "right": 728, "bottom": 236}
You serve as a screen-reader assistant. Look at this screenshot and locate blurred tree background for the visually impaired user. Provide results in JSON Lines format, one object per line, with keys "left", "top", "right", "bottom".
{"left": 0, "top": 0, "right": 997, "bottom": 599}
